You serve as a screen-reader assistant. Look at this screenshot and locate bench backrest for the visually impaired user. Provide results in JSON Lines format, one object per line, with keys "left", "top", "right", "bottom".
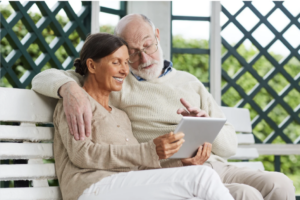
{"left": 0, "top": 87, "right": 61, "bottom": 199}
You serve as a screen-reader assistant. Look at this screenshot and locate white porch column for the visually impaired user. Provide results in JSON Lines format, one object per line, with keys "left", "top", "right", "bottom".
{"left": 127, "top": 2, "right": 171, "bottom": 61}
{"left": 210, "top": 2, "right": 222, "bottom": 105}
{"left": 91, "top": 1, "right": 99, "bottom": 34}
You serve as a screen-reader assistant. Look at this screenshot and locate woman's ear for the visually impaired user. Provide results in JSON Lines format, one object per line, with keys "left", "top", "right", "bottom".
{"left": 86, "top": 58, "right": 96, "bottom": 74}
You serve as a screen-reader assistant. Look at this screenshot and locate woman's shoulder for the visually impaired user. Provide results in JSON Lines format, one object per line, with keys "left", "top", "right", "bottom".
{"left": 53, "top": 99, "right": 66, "bottom": 125}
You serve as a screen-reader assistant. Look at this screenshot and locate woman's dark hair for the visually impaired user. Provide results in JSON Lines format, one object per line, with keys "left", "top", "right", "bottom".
{"left": 74, "top": 33, "right": 128, "bottom": 76}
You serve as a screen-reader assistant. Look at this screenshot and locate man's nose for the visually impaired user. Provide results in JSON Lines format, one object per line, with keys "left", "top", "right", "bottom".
{"left": 140, "top": 51, "right": 150, "bottom": 63}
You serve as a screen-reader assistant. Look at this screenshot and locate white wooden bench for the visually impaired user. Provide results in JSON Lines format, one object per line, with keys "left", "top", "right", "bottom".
{"left": 0, "top": 87, "right": 61, "bottom": 199}
{"left": 221, "top": 107, "right": 265, "bottom": 171}
{"left": 0, "top": 87, "right": 264, "bottom": 199}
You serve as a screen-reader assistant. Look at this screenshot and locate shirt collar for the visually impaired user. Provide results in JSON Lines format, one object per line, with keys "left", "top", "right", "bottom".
{"left": 131, "top": 60, "right": 173, "bottom": 81}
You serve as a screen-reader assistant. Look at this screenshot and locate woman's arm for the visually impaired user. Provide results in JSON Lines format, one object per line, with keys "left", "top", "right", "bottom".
{"left": 54, "top": 102, "right": 161, "bottom": 170}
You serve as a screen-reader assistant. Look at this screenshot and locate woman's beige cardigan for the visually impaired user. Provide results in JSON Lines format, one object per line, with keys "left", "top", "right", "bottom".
{"left": 53, "top": 92, "right": 161, "bottom": 200}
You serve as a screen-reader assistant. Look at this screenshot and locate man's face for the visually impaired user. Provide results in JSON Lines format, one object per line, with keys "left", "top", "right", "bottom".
{"left": 121, "top": 21, "right": 164, "bottom": 80}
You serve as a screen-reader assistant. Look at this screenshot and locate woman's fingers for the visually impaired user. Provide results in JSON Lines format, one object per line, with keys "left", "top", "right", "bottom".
{"left": 156, "top": 138, "right": 185, "bottom": 151}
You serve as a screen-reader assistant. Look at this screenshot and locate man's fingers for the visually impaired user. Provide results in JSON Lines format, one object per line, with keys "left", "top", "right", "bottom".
{"left": 71, "top": 116, "right": 79, "bottom": 140}
{"left": 66, "top": 115, "right": 73, "bottom": 135}
{"left": 180, "top": 98, "right": 192, "bottom": 109}
{"left": 177, "top": 108, "right": 190, "bottom": 116}
{"left": 196, "top": 110, "right": 209, "bottom": 117}
{"left": 77, "top": 115, "right": 85, "bottom": 140}
{"left": 83, "top": 111, "right": 92, "bottom": 137}
{"left": 188, "top": 107, "right": 201, "bottom": 114}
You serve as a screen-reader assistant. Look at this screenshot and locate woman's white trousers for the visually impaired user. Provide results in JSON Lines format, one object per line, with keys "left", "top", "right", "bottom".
{"left": 78, "top": 165, "right": 233, "bottom": 200}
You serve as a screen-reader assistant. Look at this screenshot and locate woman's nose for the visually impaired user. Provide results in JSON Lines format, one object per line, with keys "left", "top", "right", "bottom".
{"left": 120, "top": 63, "right": 129, "bottom": 75}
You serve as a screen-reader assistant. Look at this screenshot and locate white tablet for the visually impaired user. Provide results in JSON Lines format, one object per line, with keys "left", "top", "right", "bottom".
{"left": 170, "top": 117, "right": 227, "bottom": 159}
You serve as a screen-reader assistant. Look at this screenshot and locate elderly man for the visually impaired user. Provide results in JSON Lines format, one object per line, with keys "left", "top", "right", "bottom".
{"left": 32, "top": 14, "right": 295, "bottom": 200}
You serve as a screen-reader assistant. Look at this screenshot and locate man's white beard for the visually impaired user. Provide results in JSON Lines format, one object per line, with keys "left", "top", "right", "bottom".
{"left": 129, "top": 44, "right": 164, "bottom": 81}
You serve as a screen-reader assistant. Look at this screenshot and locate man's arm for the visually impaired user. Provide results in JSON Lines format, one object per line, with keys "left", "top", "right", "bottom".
{"left": 32, "top": 69, "right": 91, "bottom": 140}
{"left": 201, "top": 86, "right": 238, "bottom": 158}
{"left": 32, "top": 69, "right": 84, "bottom": 99}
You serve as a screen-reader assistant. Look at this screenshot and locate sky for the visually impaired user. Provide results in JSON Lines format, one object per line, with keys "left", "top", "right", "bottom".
{"left": 1, "top": 0, "right": 300, "bottom": 57}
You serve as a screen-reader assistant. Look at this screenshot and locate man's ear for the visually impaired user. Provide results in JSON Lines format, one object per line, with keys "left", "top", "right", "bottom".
{"left": 155, "top": 28, "right": 160, "bottom": 41}
{"left": 86, "top": 58, "right": 96, "bottom": 74}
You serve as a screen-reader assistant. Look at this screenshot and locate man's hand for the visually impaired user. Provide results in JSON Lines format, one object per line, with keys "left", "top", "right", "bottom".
{"left": 153, "top": 132, "right": 185, "bottom": 159}
{"left": 59, "top": 82, "right": 92, "bottom": 140}
{"left": 181, "top": 142, "right": 212, "bottom": 166}
{"left": 177, "top": 98, "right": 210, "bottom": 117}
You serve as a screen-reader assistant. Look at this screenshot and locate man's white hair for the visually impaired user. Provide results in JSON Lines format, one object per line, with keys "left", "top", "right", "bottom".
{"left": 114, "top": 14, "right": 156, "bottom": 36}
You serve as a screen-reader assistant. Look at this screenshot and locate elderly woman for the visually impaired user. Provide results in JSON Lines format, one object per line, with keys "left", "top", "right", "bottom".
{"left": 53, "top": 33, "right": 233, "bottom": 200}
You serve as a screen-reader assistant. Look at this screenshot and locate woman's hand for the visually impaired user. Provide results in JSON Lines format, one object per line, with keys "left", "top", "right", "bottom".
{"left": 153, "top": 132, "right": 185, "bottom": 159}
{"left": 181, "top": 142, "right": 212, "bottom": 166}
{"left": 177, "top": 98, "right": 210, "bottom": 117}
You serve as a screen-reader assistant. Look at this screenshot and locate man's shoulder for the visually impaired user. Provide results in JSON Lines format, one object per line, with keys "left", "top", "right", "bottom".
{"left": 173, "top": 69, "right": 201, "bottom": 82}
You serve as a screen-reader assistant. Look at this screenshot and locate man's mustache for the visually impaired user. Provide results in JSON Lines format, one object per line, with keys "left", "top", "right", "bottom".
{"left": 138, "top": 60, "right": 159, "bottom": 71}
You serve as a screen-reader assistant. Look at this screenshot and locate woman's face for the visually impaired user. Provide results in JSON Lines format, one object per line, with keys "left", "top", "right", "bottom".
{"left": 94, "top": 45, "right": 129, "bottom": 92}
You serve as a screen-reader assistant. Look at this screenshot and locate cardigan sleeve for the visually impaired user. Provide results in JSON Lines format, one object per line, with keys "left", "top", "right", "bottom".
{"left": 199, "top": 82, "right": 238, "bottom": 158}
{"left": 54, "top": 101, "right": 161, "bottom": 170}
{"left": 32, "top": 69, "right": 84, "bottom": 99}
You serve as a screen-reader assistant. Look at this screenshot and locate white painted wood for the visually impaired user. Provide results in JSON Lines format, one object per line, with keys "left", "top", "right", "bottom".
{"left": 236, "top": 133, "right": 255, "bottom": 144}
{"left": 0, "top": 164, "right": 56, "bottom": 181}
{"left": 239, "top": 144, "right": 300, "bottom": 155}
{"left": 229, "top": 148, "right": 259, "bottom": 160}
{"left": 229, "top": 162, "right": 265, "bottom": 171}
{"left": 91, "top": 1, "right": 99, "bottom": 34}
{"left": 28, "top": 159, "right": 50, "bottom": 187}
{"left": 127, "top": 2, "right": 171, "bottom": 60}
{"left": 0, "top": 187, "right": 62, "bottom": 200}
{"left": 0, "top": 143, "right": 53, "bottom": 160}
{"left": 221, "top": 107, "right": 252, "bottom": 133}
{"left": 0, "top": 87, "right": 57, "bottom": 123}
{"left": 210, "top": 1, "right": 221, "bottom": 105}
{"left": 0, "top": 125, "right": 54, "bottom": 142}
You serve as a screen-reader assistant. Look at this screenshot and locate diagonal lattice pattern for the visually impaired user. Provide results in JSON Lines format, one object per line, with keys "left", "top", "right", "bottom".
{"left": 221, "top": 1, "right": 300, "bottom": 144}
{"left": 0, "top": 1, "right": 91, "bottom": 88}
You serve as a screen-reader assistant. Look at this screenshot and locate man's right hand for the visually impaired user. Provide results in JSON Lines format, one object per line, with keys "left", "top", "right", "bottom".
{"left": 153, "top": 132, "right": 185, "bottom": 159}
{"left": 59, "top": 82, "right": 92, "bottom": 140}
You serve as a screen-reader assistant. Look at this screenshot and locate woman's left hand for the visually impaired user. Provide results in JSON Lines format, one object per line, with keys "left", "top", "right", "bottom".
{"left": 181, "top": 142, "right": 212, "bottom": 166}
{"left": 177, "top": 98, "right": 210, "bottom": 117}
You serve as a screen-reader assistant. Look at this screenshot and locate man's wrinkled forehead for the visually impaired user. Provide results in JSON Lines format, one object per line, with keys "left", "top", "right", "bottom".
{"left": 117, "top": 15, "right": 154, "bottom": 47}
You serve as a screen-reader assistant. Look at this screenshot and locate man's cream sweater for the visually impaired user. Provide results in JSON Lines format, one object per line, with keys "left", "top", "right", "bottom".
{"left": 32, "top": 68, "right": 237, "bottom": 167}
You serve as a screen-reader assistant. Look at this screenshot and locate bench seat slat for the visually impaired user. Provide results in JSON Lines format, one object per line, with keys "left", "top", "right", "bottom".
{"left": 0, "top": 125, "right": 54, "bottom": 141}
{"left": 0, "top": 164, "right": 56, "bottom": 181}
{"left": 229, "top": 161, "right": 265, "bottom": 171}
{"left": 229, "top": 148, "right": 259, "bottom": 160}
{"left": 0, "top": 143, "right": 53, "bottom": 160}
{"left": 0, "top": 187, "right": 62, "bottom": 200}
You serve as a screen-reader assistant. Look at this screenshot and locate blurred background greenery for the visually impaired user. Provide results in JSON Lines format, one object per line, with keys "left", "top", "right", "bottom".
{"left": 1, "top": 4, "right": 299, "bottom": 193}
